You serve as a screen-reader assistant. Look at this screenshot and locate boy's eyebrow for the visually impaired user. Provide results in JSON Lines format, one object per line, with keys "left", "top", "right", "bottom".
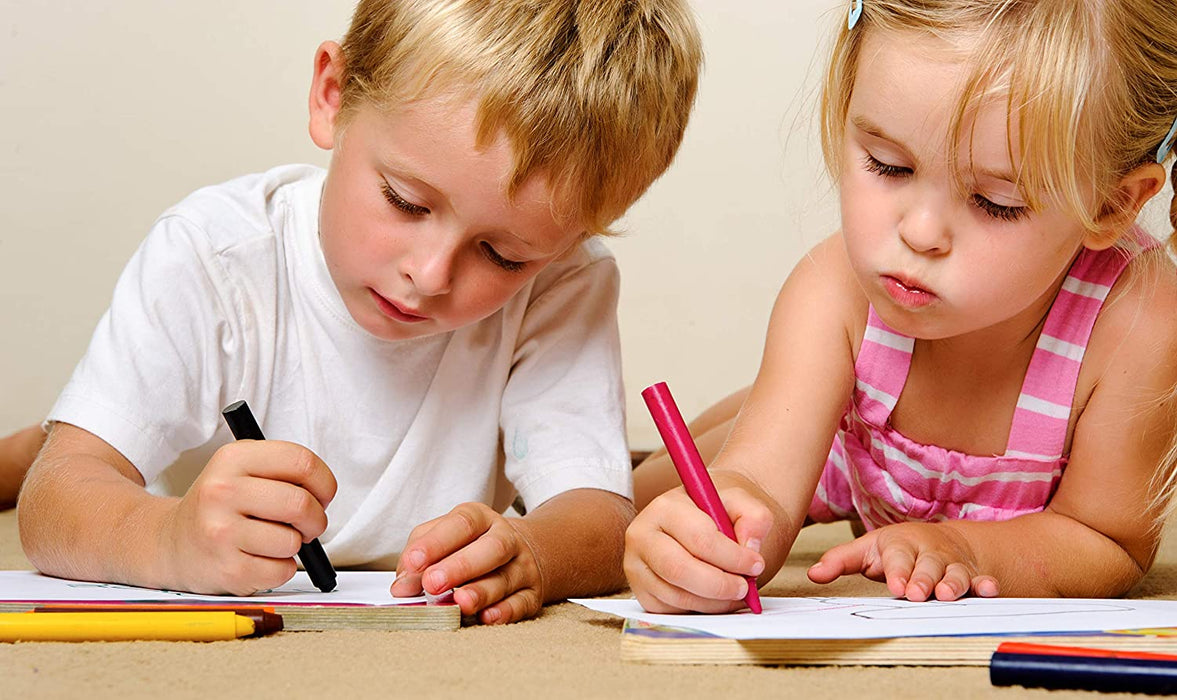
{"left": 851, "top": 114, "right": 1019, "bottom": 185}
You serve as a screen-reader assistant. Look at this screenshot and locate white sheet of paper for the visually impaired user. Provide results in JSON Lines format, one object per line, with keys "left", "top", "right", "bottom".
{"left": 0, "top": 570, "right": 425, "bottom": 606}
{"left": 571, "top": 596, "right": 1177, "bottom": 639}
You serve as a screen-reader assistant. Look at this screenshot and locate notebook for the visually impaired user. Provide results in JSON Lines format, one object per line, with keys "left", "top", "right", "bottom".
{"left": 573, "top": 596, "right": 1177, "bottom": 667}
{"left": 0, "top": 570, "right": 459, "bottom": 631}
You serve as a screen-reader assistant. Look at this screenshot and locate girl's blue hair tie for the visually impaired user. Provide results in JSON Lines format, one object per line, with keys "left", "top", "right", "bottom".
{"left": 848, "top": 0, "right": 863, "bottom": 30}
{"left": 1158, "top": 114, "right": 1177, "bottom": 164}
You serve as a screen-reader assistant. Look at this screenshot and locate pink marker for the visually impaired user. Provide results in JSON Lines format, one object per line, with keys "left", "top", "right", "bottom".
{"left": 641, "top": 382, "right": 762, "bottom": 614}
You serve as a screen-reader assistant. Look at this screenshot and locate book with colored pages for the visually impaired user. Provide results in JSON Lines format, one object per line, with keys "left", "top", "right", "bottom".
{"left": 0, "top": 570, "right": 458, "bottom": 632}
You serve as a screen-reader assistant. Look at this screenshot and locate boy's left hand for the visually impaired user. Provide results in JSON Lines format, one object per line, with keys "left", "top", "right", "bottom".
{"left": 806, "top": 522, "right": 999, "bottom": 601}
{"left": 391, "top": 502, "right": 542, "bottom": 625}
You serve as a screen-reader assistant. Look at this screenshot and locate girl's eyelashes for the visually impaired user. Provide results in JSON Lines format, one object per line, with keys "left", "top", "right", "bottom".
{"left": 972, "top": 194, "right": 1028, "bottom": 222}
{"left": 862, "top": 153, "right": 911, "bottom": 179}
{"left": 380, "top": 181, "right": 430, "bottom": 216}
{"left": 480, "top": 242, "right": 525, "bottom": 273}
{"left": 861, "top": 152, "right": 1029, "bottom": 223}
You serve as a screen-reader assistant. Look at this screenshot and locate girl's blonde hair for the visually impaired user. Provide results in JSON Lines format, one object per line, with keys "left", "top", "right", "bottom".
{"left": 822, "top": 0, "right": 1177, "bottom": 522}
{"left": 821, "top": 0, "right": 1177, "bottom": 243}
{"left": 338, "top": 0, "right": 702, "bottom": 236}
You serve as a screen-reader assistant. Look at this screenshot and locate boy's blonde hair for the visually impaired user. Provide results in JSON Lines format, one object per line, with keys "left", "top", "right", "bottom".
{"left": 338, "top": 0, "right": 702, "bottom": 235}
{"left": 820, "top": 0, "right": 1177, "bottom": 244}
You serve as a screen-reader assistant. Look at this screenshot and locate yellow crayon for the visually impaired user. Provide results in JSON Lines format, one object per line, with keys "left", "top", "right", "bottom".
{"left": 0, "top": 611, "right": 258, "bottom": 642}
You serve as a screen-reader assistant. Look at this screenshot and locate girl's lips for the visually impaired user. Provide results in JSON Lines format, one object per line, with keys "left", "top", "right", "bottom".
{"left": 882, "top": 274, "right": 937, "bottom": 309}
{"left": 369, "top": 289, "right": 430, "bottom": 323}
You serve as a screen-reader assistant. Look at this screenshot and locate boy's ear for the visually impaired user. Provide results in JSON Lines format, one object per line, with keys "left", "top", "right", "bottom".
{"left": 308, "top": 41, "right": 346, "bottom": 150}
{"left": 1085, "top": 161, "right": 1167, "bottom": 250}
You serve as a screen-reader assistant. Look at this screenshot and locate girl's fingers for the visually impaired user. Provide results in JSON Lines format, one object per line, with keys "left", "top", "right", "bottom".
{"left": 645, "top": 530, "right": 750, "bottom": 602}
{"left": 879, "top": 539, "right": 920, "bottom": 598}
{"left": 932, "top": 562, "right": 974, "bottom": 601}
{"left": 972, "top": 574, "right": 1000, "bottom": 597}
{"left": 808, "top": 534, "right": 880, "bottom": 584}
{"left": 630, "top": 557, "right": 748, "bottom": 614}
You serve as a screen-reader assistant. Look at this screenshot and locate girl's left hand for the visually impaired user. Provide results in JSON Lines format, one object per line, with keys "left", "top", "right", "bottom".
{"left": 806, "top": 522, "right": 999, "bottom": 601}
{"left": 390, "top": 502, "right": 543, "bottom": 624}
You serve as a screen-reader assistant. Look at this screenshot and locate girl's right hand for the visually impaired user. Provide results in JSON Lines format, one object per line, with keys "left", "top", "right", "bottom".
{"left": 163, "top": 439, "right": 337, "bottom": 596}
{"left": 623, "top": 472, "right": 775, "bottom": 613}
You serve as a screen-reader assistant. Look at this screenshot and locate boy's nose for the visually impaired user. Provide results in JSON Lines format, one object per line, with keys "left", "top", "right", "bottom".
{"left": 401, "top": 243, "right": 455, "bottom": 297}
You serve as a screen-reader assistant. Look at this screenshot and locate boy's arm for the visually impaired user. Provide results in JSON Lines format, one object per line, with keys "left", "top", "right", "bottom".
{"left": 19, "top": 423, "right": 178, "bottom": 587}
{"left": 19, "top": 422, "right": 336, "bottom": 595}
{"left": 512, "top": 488, "right": 635, "bottom": 604}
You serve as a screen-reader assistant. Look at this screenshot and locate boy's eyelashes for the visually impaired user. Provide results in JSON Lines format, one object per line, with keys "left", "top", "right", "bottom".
{"left": 480, "top": 242, "right": 526, "bottom": 273}
{"left": 381, "top": 181, "right": 430, "bottom": 216}
{"left": 860, "top": 153, "right": 1029, "bottom": 223}
{"left": 380, "top": 180, "right": 527, "bottom": 273}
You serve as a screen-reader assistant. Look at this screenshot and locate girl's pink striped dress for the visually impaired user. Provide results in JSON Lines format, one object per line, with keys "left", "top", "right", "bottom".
{"left": 809, "top": 237, "right": 1147, "bottom": 529}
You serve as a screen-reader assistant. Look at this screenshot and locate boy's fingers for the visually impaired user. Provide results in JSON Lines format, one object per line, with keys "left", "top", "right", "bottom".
{"left": 452, "top": 556, "right": 533, "bottom": 615}
{"left": 234, "top": 517, "right": 304, "bottom": 560}
{"left": 390, "top": 571, "right": 424, "bottom": 598}
{"left": 399, "top": 504, "right": 496, "bottom": 581}
{"left": 235, "top": 477, "right": 329, "bottom": 540}
{"left": 421, "top": 522, "right": 518, "bottom": 594}
{"left": 478, "top": 585, "right": 543, "bottom": 625}
{"left": 228, "top": 440, "right": 338, "bottom": 507}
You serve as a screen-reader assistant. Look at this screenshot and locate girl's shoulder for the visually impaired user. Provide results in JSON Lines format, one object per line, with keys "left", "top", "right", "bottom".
{"left": 1084, "top": 241, "right": 1177, "bottom": 393}
{"left": 789, "top": 232, "right": 871, "bottom": 349}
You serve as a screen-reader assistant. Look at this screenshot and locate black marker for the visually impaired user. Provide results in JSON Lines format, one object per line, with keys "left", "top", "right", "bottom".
{"left": 222, "top": 400, "right": 337, "bottom": 593}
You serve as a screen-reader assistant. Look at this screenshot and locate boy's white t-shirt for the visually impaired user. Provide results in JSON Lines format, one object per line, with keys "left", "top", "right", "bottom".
{"left": 48, "top": 164, "right": 632, "bottom": 568}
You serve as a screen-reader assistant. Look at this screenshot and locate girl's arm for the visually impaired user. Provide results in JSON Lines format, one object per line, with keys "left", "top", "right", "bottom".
{"left": 624, "top": 234, "right": 862, "bottom": 612}
{"left": 19, "top": 422, "right": 336, "bottom": 595}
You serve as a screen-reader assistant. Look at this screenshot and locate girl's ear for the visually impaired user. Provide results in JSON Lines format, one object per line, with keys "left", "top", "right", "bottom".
{"left": 308, "top": 41, "right": 346, "bottom": 151}
{"left": 1085, "top": 162, "right": 1167, "bottom": 249}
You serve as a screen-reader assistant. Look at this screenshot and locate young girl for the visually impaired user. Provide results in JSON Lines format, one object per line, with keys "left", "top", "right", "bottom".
{"left": 17, "top": 0, "right": 703, "bottom": 625}
{"left": 626, "top": 0, "right": 1177, "bottom": 613}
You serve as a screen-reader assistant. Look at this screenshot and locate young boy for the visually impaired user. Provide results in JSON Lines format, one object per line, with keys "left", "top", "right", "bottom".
{"left": 16, "top": 0, "right": 702, "bottom": 625}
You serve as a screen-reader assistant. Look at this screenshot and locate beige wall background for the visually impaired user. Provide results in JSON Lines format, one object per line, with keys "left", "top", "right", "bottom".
{"left": 1, "top": 2, "right": 1172, "bottom": 451}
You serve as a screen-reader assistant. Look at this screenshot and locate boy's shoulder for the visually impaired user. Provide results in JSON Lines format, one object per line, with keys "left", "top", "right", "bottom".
{"left": 528, "top": 236, "right": 619, "bottom": 299}
{"left": 156, "top": 164, "right": 324, "bottom": 256}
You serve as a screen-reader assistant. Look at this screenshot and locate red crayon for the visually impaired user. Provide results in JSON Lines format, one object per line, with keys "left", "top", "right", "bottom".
{"left": 641, "top": 382, "right": 762, "bottom": 614}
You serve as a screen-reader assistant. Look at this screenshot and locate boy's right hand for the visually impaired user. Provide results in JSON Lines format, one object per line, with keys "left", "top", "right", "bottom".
{"left": 623, "top": 472, "right": 774, "bottom": 614}
{"left": 163, "top": 440, "right": 337, "bottom": 596}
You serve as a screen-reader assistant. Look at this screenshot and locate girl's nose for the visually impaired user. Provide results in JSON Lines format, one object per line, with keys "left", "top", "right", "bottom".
{"left": 897, "top": 197, "right": 952, "bottom": 255}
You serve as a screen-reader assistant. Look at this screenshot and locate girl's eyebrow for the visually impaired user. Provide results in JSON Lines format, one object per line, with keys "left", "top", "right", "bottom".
{"left": 852, "top": 115, "right": 904, "bottom": 147}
